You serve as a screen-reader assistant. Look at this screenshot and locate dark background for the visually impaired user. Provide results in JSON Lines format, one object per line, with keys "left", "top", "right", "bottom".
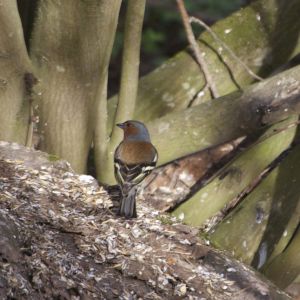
{"left": 16, "top": 0, "right": 251, "bottom": 96}
{"left": 108, "top": 0, "right": 250, "bottom": 95}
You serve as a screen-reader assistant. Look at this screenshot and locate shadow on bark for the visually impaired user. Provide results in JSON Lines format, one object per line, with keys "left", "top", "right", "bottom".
{"left": 253, "top": 0, "right": 300, "bottom": 76}
{"left": 251, "top": 124, "right": 300, "bottom": 288}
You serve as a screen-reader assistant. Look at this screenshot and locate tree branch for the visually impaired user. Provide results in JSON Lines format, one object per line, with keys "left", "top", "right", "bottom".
{"left": 190, "top": 16, "right": 263, "bottom": 82}
{"left": 176, "top": 0, "right": 219, "bottom": 98}
{"left": 107, "top": 0, "right": 300, "bottom": 129}
{"left": 103, "top": 0, "right": 146, "bottom": 184}
{"left": 148, "top": 65, "right": 300, "bottom": 166}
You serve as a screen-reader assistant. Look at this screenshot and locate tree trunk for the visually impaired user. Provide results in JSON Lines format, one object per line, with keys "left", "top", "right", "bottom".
{"left": 30, "top": 0, "right": 121, "bottom": 173}
{"left": 0, "top": 0, "right": 32, "bottom": 144}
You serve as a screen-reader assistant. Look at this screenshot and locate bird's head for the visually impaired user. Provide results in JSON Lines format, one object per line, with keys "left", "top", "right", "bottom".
{"left": 117, "top": 120, "right": 151, "bottom": 142}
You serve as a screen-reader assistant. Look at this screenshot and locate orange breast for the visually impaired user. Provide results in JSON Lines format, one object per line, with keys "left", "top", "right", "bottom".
{"left": 117, "top": 141, "right": 156, "bottom": 164}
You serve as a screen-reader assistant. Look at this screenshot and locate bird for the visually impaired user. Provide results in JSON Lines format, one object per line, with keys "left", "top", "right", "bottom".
{"left": 114, "top": 120, "right": 158, "bottom": 218}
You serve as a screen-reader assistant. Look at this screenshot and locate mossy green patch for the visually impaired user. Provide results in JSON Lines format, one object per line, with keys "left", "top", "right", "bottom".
{"left": 48, "top": 154, "right": 60, "bottom": 162}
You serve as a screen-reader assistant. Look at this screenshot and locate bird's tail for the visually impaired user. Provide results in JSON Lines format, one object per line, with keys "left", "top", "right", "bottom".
{"left": 119, "top": 186, "right": 137, "bottom": 218}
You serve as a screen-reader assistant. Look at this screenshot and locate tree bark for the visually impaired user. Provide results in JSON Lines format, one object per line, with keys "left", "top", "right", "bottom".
{"left": 208, "top": 134, "right": 300, "bottom": 256}
{"left": 98, "top": 0, "right": 146, "bottom": 184}
{"left": 107, "top": 0, "right": 300, "bottom": 130}
{"left": 168, "top": 123, "right": 300, "bottom": 290}
{"left": 148, "top": 65, "right": 300, "bottom": 165}
{"left": 171, "top": 117, "right": 297, "bottom": 220}
{"left": 263, "top": 226, "right": 300, "bottom": 290}
{"left": 30, "top": 0, "right": 121, "bottom": 173}
{"left": 0, "top": 0, "right": 32, "bottom": 144}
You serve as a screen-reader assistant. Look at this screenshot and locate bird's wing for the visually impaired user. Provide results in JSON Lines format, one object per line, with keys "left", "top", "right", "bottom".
{"left": 114, "top": 158, "right": 156, "bottom": 188}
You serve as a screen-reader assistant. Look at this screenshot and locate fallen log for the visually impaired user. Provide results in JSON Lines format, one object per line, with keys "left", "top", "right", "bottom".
{"left": 0, "top": 142, "right": 291, "bottom": 299}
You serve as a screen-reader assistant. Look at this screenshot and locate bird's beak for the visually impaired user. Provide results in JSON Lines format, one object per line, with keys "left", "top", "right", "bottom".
{"left": 117, "top": 122, "right": 125, "bottom": 129}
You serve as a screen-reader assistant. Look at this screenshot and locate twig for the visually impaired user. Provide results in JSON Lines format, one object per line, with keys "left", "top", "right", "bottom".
{"left": 176, "top": 0, "right": 219, "bottom": 98}
{"left": 190, "top": 16, "right": 263, "bottom": 81}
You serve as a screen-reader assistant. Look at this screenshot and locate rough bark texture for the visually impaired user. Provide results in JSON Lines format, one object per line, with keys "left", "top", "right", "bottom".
{"left": 30, "top": 0, "right": 121, "bottom": 173}
{"left": 0, "top": 142, "right": 291, "bottom": 300}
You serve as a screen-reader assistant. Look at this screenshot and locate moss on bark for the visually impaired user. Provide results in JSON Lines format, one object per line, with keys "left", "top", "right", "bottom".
{"left": 208, "top": 135, "right": 300, "bottom": 288}
{"left": 107, "top": 0, "right": 300, "bottom": 131}
{"left": 172, "top": 117, "right": 298, "bottom": 227}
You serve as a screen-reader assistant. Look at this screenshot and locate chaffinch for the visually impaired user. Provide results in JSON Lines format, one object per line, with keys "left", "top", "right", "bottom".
{"left": 114, "top": 120, "right": 158, "bottom": 218}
